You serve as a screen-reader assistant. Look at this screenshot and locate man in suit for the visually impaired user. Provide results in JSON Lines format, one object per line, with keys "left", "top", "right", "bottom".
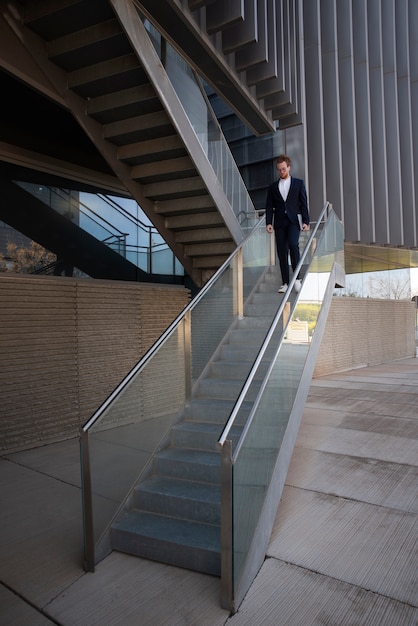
{"left": 266, "top": 154, "right": 310, "bottom": 293}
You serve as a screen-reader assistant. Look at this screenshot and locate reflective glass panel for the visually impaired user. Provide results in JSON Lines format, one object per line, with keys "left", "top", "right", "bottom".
{"left": 81, "top": 219, "right": 270, "bottom": 565}
{"left": 230, "top": 212, "right": 344, "bottom": 591}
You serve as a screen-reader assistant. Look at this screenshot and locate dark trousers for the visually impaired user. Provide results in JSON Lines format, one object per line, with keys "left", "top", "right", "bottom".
{"left": 274, "top": 217, "right": 301, "bottom": 284}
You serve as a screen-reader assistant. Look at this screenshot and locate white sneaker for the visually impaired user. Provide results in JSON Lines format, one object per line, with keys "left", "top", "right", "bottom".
{"left": 278, "top": 284, "right": 288, "bottom": 293}
{"left": 294, "top": 279, "right": 301, "bottom": 292}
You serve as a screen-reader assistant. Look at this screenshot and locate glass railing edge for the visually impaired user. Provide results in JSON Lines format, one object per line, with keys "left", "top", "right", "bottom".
{"left": 81, "top": 217, "right": 267, "bottom": 432}
{"left": 218, "top": 202, "right": 333, "bottom": 450}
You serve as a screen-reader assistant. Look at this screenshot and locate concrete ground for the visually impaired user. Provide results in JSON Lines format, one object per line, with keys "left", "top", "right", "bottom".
{"left": 1, "top": 357, "right": 417, "bottom": 625}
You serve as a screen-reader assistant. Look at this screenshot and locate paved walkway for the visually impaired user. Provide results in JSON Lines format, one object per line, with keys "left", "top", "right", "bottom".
{"left": 1, "top": 357, "right": 417, "bottom": 625}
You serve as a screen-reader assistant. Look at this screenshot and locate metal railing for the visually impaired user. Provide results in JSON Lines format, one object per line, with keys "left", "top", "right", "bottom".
{"left": 218, "top": 204, "right": 345, "bottom": 610}
{"left": 80, "top": 212, "right": 269, "bottom": 570}
{"left": 14, "top": 182, "right": 183, "bottom": 276}
{"left": 144, "top": 19, "right": 255, "bottom": 226}
{"left": 79, "top": 204, "right": 344, "bottom": 598}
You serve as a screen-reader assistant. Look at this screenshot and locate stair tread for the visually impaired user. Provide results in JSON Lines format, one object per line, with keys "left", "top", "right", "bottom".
{"left": 157, "top": 446, "right": 220, "bottom": 464}
{"left": 207, "top": 359, "right": 270, "bottom": 372}
{"left": 172, "top": 421, "right": 222, "bottom": 435}
{"left": 237, "top": 320, "right": 272, "bottom": 330}
{"left": 137, "top": 475, "right": 220, "bottom": 502}
{"left": 171, "top": 420, "right": 242, "bottom": 447}
{"left": 186, "top": 397, "right": 252, "bottom": 412}
{"left": 113, "top": 510, "right": 220, "bottom": 551}
{"left": 184, "top": 397, "right": 252, "bottom": 424}
{"left": 199, "top": 377, "right": 247, "bottom": 387}
{"left": 172, "top": 420, "right": 240, "bottom": 434}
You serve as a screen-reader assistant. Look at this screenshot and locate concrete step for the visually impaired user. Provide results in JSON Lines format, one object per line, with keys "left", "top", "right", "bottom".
{"left": 219, "top": 343, "right": 259, "bottom": 362}
{"left": 210, "top": 358, "right": 270, "bottom": 381}
{"left": 245, "top": 301, "right": 282, "bottom": 317}
{"left": 111, "top": 510, "right": 221, "bottom": 576}
{"left": 209, "top": 359, "right": 253, "bottom": 380}
{"left": 183, "top": 397, "right": 252, "bottom": 425}
{"left": 133, "top": 475, "right": 221, "bottom": 525}
{"left": 236, "top": 316, "right": 272, "bottom": 330}
{"left": 258, "top": 281, "right": 281, "bottom": 293}
{"left": 184, "top": 397, "right": 236, "bottom": 422}
{"left": 263, "top": 272, "right": 281, "bottom": 285}
{"left": 228, "top": 328, "right": 269, "bottom": 346}
{"left": 196, "top": 377, "right": 261, "bottom": 401}
{"left": 170, "top": 419, "right": 243, "bottom": 449}
{"left": 153, "top": 447, "right": 221, "bottom": 484}
{"left": 250, "top": 291, "right": 282, "bottom": 304}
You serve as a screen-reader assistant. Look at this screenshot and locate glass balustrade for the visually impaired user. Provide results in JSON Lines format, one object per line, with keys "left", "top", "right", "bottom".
{"left": 165, "top": 48, "right": 255, "bottom": 225}
{"left": 143, "top": 19, "right": 256, "bottom": 227}
{"left": 218, "top": 208, "right": 344, "bottom": 605}
{"left": 81, "top": 214, "right": 269, "bottom": 569}
{"left": 14, "top": 182, "right": 183, "bottom": 276}
{"left": 81, "top": 206, "right": 344, "bottom": 584}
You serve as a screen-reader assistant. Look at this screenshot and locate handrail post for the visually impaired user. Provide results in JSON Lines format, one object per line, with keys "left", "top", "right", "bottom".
{"left": 80, "top": 430, "right": 95, "bottom": 572}
{"left": 269, "top": 227, "right": 276, "bottom": 266}
{"left": 220, "top": 439, "right": 234, "bottom": 611}
{"left": 184, "top": 310, "right": 192, "bottom": 400}
{"left": 148, "top": 226, "right": 152, "bottom": 274}
{"left": 233, "top": 247, "right": 244, "bottom": 319}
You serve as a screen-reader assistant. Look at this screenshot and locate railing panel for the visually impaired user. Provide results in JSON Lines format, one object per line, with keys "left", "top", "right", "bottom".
{"left": 14, "top": 182, "right": 182, "bottom": 276}
{"left": 163, "top": 40, "right": 254, "bottom": 225}
{"left": 82, "top": 322, "right": 187, "bottom": 560}
{"left": 80, "top": 209, "right": 341, "bottom": 574}
{"left": 190, "top": 223, "right": 269, "bottom": 381}
{"left": 81, "top": 216, "right": 268, "bottom": 568}
{"left": 222, "top": 210, "right": 344, "bottom": 606}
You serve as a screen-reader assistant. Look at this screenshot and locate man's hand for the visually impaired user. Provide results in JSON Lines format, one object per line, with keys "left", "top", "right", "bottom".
{"left": 301, "top": 223, "right": 309, "bottom": 231}
{"left": 266, "top": 224, "right": 273, "bottom": 234}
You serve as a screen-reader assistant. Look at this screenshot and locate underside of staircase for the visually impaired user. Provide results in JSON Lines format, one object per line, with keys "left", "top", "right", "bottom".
{"left": 5, "top": 0, "right": 247, "bottom": 287}
{"left": 110, "top": 266, "right": 284, "bottom": 575}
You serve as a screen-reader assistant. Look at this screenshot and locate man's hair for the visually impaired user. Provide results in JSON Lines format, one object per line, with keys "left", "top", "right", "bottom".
{"left": 276, "top": 154, "right": 291, "bottom": 167}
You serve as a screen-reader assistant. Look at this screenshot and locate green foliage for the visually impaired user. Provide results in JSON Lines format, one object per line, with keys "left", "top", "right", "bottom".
{"left": 293, "top": 302, "right": 321, "bottom": 335}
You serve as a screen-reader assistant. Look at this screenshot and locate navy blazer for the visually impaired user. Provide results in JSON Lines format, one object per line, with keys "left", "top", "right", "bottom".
{"left": 265, "top": 177, "right": 309, "bottom": 229}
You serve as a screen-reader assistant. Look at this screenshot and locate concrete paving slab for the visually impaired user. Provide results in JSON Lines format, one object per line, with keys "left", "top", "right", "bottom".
{"left": 268, "top": 486, "right": 418, "bottom": 606}
{"left": 227, "top": 559, "right": 418, "bottom": 626}
{"left": 299, "top": 407, "right": 417, "bottom": 438}
{"left": 45, "top": 551, "right": 229, "bottom": 626}
{"left": 310, "top": 378, "right": 418, "bottom": 392}
{"left": 303, "top": 394, "right": 418, "bottom": 419}
{"left": 287, "top": 448, "right": 418, "bottom": 513}
{"left": 295, "top": 424, "right": 418, "bottom": 465}
{"left": 0, "top": 457, "right": 84, "bottom": 608}
{"left": 0, "top": 584, "right": 56, "bottom": 626}
{"left": 4, "top": 438, "right": 81, "bottom": 486}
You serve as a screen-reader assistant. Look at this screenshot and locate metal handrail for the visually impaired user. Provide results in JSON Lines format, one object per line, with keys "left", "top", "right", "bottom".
{"left": 217, "top": 201, "right": 331, "bottom": 453}
{"left": 40, "top": 185, "right": 127, "bottom": 238}
{"left": 15, "top": 181, "right": 182, "bottom": 275}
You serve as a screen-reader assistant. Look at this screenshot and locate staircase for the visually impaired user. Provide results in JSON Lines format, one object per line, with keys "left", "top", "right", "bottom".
{"left": 79, "top": 204, "right": 344, "bottom": 610}
{"left": 5, "top": 0, "right": 249, "bottom": 287}
{"left": 0, "top": 179, "right": 167, "bottom": 281}
{"left": 111, "top": 267, "right": 284, "bottom": 574}
{"left": 0, "top": 181, "right": 183, "bottom": 282}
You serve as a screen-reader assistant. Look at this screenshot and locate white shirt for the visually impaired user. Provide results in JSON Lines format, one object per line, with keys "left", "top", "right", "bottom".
{"left": 278, "top": 176, "right": 291, "bottom": 201}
